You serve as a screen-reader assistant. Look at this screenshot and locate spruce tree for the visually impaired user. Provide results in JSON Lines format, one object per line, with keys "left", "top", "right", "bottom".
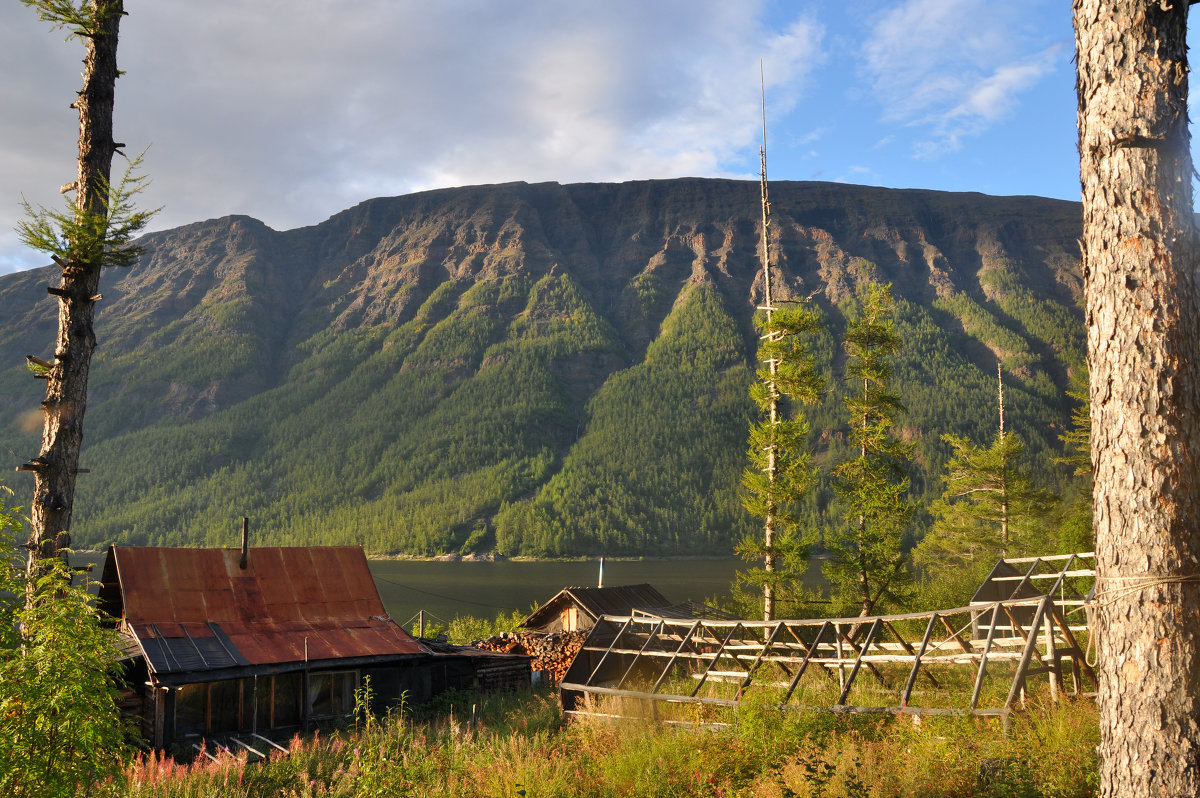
{"left": 916, "top": 430, "right": 1054, "bottom": 577}
{"left": 826, "top": 281, "right": 913, "bottom": 617}
{"left": 738, "top": 303, "right": 823, "bottom": 619}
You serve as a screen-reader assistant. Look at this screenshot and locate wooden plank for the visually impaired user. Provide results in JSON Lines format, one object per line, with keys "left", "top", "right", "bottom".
{"left": 902, "top": 613, "right": 939, "bottom": 707}
{"left": 689, "top": 623, "right": 743, "bottom": 697}
{"left": 1003, "top": 553, "right": 1093, "bottom": 564}
{"left": 970, "top": 603, "right": 1002, "bottom": 710}
{"left": 1005, "top": 596, "right": 1051, "bottom": 708}
{"left": 738, "top": 621, "right": 786, "bottom": 692}
{"left": 251, "top": 733, "right": 290, "bottom": 754}
{"left": 838, "top": 618, "right": 881, "bottom": 705}
{"left": 231, "top": 737, "right": 266, "bottom": 759}
{"left": 561, "top": 684, "right": 1013, "bottom": 719}
{"left": 615, "top": 620, "right": 665, "bottom": 690}
{"left": 782, "top": 621, "right": 830, "bottom": 704}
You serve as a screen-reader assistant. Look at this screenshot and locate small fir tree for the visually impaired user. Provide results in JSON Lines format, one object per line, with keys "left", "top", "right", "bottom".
{"left": 826, "top": 282, "right": 914, "bottom": 617}
{"left": 737, "top": 303, "right": 824, "bottom": 619}
{"left": 916, "top": 430, "right": 1055, "bottom": 579}
{"left": 0, "top": 486, "right": 132, "bottom": 797}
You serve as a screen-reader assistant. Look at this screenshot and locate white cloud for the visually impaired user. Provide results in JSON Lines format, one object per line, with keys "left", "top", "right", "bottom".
{"left": 862, "top": 0, "right": 1066, "bottom": 158}
{"left": 0, "top": 1, "right": 823, "bottom": 273}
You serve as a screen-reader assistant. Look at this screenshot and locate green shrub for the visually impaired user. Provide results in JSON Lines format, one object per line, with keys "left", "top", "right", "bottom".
{"left": 0, "top": 487, "right": 134, "bottom": 798}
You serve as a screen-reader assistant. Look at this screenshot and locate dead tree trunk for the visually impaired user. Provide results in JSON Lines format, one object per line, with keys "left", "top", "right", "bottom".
{"left": 1074, "top": 2, "right": 1200, "bottom": 795}
{"left": 23, "top": 0, "right": 124, "bottom": 576}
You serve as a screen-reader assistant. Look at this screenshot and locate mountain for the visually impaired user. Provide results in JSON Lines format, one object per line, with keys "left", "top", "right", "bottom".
{"left": 0, "top": 178, "right": 1085, "bottom": 556}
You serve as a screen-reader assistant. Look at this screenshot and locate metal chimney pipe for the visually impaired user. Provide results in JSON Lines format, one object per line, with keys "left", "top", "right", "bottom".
{"left": 240, "top": 517, "right": 249, "bottom": 569}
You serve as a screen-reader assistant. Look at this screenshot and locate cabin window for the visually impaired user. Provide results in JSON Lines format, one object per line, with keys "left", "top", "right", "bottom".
{"left": 252, "top": 673, "right": 303, "bottom": 730}
{"left": 209, "top": 679, "right": 241, "bottom": 733}
{"left": 308, "top": 671, "right": 357, "bottom": 718}
{"left": 175, "top": 684, "right": 207, "bottom": 738}
{"left": 273, "top": 672, "right": 303, "bottom": 728}
{"left": 174, "top": 678, "right": 249, "bottom": 738}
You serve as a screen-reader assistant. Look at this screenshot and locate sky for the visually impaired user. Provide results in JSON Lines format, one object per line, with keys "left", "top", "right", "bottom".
{"left": 0, "top": 0, "right": 1094, "bottom": 275}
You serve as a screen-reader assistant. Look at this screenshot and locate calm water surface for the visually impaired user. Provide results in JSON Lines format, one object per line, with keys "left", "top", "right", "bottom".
{"left": 368, "top": 558, "right": 748, "bottom": 628}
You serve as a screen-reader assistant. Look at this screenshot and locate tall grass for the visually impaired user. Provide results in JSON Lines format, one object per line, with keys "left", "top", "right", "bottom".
{"left": 101, "top": 686, "right": 1098, "bottom": 798}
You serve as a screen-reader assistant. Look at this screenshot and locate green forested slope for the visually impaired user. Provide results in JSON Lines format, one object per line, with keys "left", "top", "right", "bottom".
{"left": 0, "top": 179, "right": 1085, "bottom": 556}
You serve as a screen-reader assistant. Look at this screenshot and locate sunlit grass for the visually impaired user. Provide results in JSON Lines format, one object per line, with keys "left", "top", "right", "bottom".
{"left": 102, "top": 684, "right": 1098, "bottom": 798}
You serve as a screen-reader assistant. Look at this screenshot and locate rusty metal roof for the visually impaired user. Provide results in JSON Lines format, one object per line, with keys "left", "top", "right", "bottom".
{"left": 100, "top": 546, "right": 429, "bottom": 677}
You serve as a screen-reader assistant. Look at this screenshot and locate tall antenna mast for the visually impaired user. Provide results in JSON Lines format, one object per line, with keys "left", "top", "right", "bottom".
{"left": 760, "top": 60, "right": 774, "bottom": 316}
{"left": 758, "top": 61, "right": 780, "bottom": 621}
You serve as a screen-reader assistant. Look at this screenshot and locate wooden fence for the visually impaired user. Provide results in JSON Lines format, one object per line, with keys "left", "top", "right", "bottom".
{"left": 561, "top": 553, "right": 1096, "bottom": 725}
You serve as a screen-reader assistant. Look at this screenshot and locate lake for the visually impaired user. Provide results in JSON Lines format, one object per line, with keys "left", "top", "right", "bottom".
{"left": 367, "top": 558, "right": 749, "bottom": 629}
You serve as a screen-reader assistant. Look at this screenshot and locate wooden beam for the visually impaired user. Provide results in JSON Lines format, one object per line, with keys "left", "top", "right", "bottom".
{"left": 583, "top": 617, "right": 635, "bottom": 686}
{"left": 690, "top": 623, "right": 743, "bottom": 698}
{"left": 615, "top": 620, "right": 665, "bottom": 690}
{"left": 1005, "top": 596, "right": 1052, "bottom": 709}
{"left": 738, "top": 621, "right": 787, "bottom": 692}
{"left": 838, "top": 618, "right": 881, "bottom": 705}
{"left": 650, "top": 620, "right": 701, "bottom": 694}
{"left": 939, "top": 614, "right": 974, "bottom": 653}
{"left": 782, "top": 621, "right": 830, "bottom": 704}
{"left": 901, "top": 613, "right": 939, "bottom": 707}
{"left": 884, "top": 618, "right": 940, "bottom": 691}
{"left": 970, "top": 603, "right": 1002, "bottom": 710}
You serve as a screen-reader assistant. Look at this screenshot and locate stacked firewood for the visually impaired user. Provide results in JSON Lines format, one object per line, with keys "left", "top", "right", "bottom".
{"left": 472, "top": 631, "right": 587, "bottom": 682}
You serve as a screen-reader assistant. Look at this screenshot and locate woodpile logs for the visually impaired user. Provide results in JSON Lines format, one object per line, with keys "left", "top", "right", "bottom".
{"left": 472, "top": 631, "right": 586, "bottom": 683}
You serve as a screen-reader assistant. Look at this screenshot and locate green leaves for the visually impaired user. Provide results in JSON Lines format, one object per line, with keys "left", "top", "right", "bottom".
{"left": 826, "top": 282, "right": 915, "bottom": 617}
{"left": 17, "top": 150, "right": 158, "bottom": 269}
{"left": 18, "top": 0, "right": 114, "bottom": 39}
{"left": 739, "top": 299, "right": 825, "bottom": 613}
{"left": 0, "top": 490, "right": 132, "bottom": 797}
{"left": 916, "top": 427, "right": 1057, "bottom": 580}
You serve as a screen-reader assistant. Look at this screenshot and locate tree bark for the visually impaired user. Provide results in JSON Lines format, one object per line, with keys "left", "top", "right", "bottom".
{"left": 1075, "top": 2, "right": 1200, "bottom": 795}
{"left": 25, "top": 0, "right": 124, "bottom": 575}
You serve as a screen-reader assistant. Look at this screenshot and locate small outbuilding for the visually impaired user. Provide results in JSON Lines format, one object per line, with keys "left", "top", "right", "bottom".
{"left": 520, "top": 584, "right": 671, "bottom": 633}
{"left": 968, "top": 554, "right": 1096, "bottom": 640}
{"left": 97, "top": 543, "right": 527, "bottom": 752}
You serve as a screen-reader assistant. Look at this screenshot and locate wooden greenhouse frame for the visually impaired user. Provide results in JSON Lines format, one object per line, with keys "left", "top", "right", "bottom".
{"left": 561, "top": 554, "right": 1096, "bottom": 726}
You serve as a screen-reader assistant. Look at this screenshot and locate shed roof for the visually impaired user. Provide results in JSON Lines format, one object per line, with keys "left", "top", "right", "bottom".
{"left": 99, "top": 545, "right": 429, "bottom": 678}
{"left": 521, "top": 584, "right": 671, "bottom": 629}
{"left": 970, "top": 559, "right": 1045, "bottom": 604}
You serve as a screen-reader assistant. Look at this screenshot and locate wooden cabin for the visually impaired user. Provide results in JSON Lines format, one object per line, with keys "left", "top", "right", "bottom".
{"left": 520, "top": 584, "right": 671, "bottom": 633}
{"left": 97, "top": 544, "right": 527, "bottom": 752}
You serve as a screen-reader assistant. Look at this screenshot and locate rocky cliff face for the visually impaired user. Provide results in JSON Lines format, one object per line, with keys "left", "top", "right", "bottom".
{"left": 0, "top": 179, "right": 1083, "bottom": 555}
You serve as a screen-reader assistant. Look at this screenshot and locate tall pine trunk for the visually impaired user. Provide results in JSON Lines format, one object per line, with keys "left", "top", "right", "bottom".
{"left": 1074, "top": 2, "right": 1200, "bottom": 795}
{"left": 23, "top": 0, "right": 124, "bottom": 575}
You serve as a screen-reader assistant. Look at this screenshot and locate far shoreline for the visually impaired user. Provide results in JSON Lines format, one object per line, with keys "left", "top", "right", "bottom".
{"left": 71, "top": 548, "right": 744, "bottom": 564}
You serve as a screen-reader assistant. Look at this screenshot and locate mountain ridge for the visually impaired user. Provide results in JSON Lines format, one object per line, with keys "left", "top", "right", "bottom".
{"left": 0, "top": 178, "right": 1084, "bottom": 556}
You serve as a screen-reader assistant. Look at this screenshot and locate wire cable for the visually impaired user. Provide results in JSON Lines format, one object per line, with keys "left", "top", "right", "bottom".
{"left": 372, "top": 573, "right": 517, "bottom": 611}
